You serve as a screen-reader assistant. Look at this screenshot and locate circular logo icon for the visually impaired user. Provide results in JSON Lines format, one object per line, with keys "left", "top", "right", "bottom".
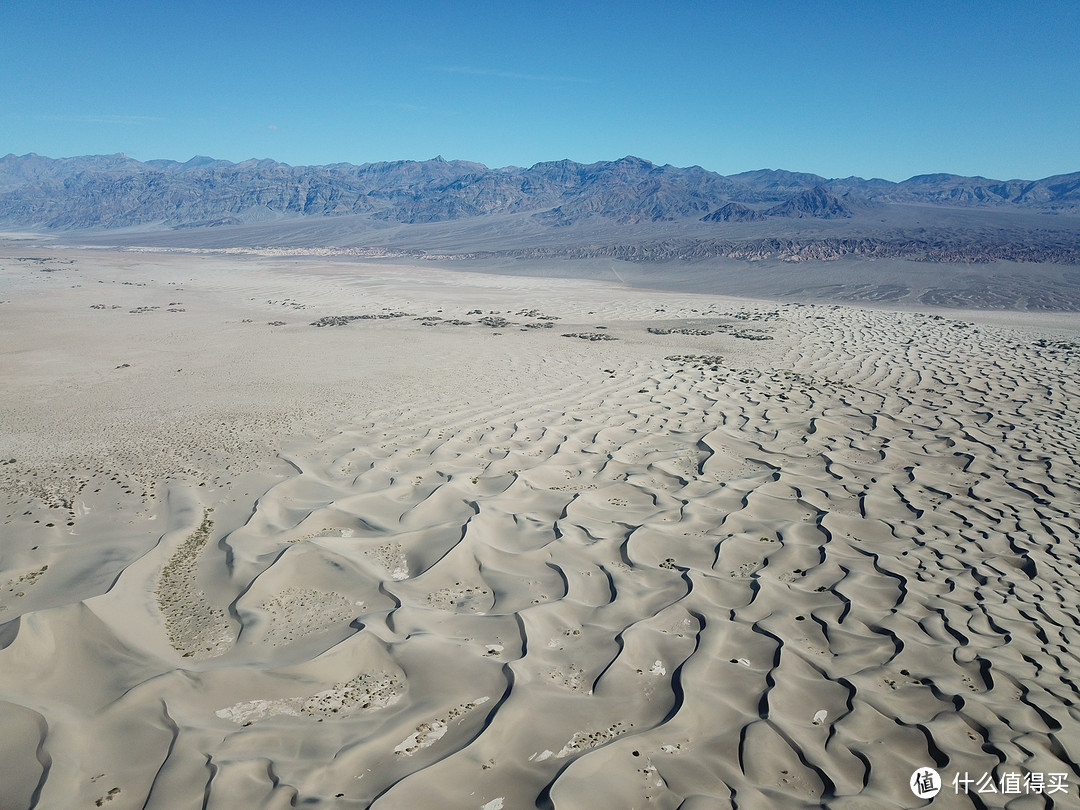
{"left": 911, "top": 767, "right": 942, "bottom": 799}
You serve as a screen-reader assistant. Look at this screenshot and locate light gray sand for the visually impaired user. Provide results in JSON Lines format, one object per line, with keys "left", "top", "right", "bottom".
{"left": 1, "top": 242, "right": 1079, "bottom": 808}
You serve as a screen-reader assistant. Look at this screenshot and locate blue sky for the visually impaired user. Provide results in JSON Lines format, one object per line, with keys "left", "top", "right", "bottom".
{"left": 2, "top": 0, "right": 1077, "bottom": 181}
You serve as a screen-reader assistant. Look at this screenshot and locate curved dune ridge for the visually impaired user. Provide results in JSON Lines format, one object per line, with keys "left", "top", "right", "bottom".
{"left": 1, "top": 247, "right": 1079, "bottom": 808}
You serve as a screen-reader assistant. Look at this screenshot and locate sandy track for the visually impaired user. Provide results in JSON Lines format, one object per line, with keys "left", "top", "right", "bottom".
{"left": 1, "top": 245, "right": 1079, "bottom": 808}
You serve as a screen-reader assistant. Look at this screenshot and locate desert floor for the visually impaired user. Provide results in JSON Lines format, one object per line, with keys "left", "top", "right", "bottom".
{"left": 2, "top": 241, "right": 1079, "bottom": 809}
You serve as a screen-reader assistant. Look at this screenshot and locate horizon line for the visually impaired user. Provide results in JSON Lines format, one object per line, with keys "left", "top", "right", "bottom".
{"left": 3, "top": 150, "right": 1078, "bottom": 185}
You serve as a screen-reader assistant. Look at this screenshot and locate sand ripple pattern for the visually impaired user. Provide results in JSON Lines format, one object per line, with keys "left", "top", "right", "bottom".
{"left": 2, "top": 301, "right": 1079, "bottom": 808}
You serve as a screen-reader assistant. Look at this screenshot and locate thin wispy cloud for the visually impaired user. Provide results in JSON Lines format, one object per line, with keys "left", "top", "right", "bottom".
{"left": 435, "top": 66, "right": 594, "bottom": 84}
{"left": 25, "top": 113, "right": 165, "bottom": 126}
{"left": 363, "top": 99, "right": 434, "bottom": 114}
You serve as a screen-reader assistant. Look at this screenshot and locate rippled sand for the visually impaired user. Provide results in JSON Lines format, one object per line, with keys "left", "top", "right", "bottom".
{"left": 2, "top": 245, "right": 1079, "bottom": 809}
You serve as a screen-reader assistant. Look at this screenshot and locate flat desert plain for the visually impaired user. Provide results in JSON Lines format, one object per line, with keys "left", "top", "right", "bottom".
{"left": 1, "top": 241, "right": 1079, "bottom": 809}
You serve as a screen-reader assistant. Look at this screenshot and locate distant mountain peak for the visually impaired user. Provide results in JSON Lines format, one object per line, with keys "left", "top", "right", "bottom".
{"left": 765, "top": 186, "right": 853, "bottom": 219}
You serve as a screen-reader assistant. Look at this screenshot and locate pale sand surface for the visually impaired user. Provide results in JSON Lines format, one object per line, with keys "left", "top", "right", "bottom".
{"left": 2, "top": 242, "right": 1080, "bottom": 809}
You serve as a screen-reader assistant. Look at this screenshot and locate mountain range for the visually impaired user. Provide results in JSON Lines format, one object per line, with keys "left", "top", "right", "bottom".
{"left": 2, "top": 152, "right": 1079, "bottom": 266}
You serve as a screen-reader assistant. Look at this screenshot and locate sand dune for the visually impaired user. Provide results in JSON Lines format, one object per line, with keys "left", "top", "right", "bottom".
{"left": 1, "top": 243, "right": 1079, "bottom": 808}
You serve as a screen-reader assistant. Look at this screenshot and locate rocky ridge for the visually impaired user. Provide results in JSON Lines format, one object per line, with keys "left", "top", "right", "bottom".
{"left": 2, "top": 152, "right": 1079, "bottom": 266}
{"left": 2, "top": 153, "right": 1079, "bottom": 231}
